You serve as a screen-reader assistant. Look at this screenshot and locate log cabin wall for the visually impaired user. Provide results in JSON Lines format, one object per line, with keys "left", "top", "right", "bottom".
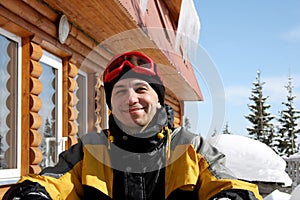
{"left": 28, "top": 42, "right": 44, "bottom": 175}
{"left": 65, "top": 62, "right": 79, "bottom": 148}
{"left": 0, "top": 0, "right": 202, "bottom": 197}
{"left": 165, "top": 93, "right": 182, "bottom": 128}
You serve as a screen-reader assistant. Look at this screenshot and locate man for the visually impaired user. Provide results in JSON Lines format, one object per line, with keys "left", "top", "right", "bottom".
{"left": 4, "top": 51, "right": 262, "bottom": 200}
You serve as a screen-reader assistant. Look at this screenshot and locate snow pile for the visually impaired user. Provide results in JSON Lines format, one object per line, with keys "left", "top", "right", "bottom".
{"left": 263, "top": 189, "right": 291, "bottom": 200}
{"left": 290, "top": 184, "right": 300, "bottom": 200}
{"left": 263, "top": 185, "right": 300, "bottom": 200}
{"left": 208, "top": 134, "right": 292, "bottom": 186}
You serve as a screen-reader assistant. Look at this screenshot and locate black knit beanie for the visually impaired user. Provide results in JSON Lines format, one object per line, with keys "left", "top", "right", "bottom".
{"left": 104, "top": 66, "right": 165, "bottom": 110}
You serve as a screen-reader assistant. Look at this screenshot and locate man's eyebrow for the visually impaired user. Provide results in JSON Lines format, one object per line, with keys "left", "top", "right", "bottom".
{"left": 113, "top": 84, "right": 126, "bottom": 90}
{"left": 133, "top": 82, "right": 149, "bottom": 87}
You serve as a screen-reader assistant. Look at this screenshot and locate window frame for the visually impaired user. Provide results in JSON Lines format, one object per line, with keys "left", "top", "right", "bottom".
{"left": 76, "top": 70, "right": 88, "bottom": 137}
{"left": 39, "top": 50, "right": 65, "bottom": 167}
{"left": 0, "top": 28, "right": 22, "bottom": 185}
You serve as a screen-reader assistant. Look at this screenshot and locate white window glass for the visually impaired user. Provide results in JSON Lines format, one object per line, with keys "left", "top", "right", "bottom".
{"left": 0, "top": 28, "right": 22, "bottom": 184}
{"left": 39, "top": 51, "right": 64, "bottom": 168}
{"left": 75, "top": 70, "right": 88, "bottom": 138}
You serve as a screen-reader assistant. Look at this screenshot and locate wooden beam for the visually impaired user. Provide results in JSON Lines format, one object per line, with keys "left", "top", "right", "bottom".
{"left": 21, "top": 37, "right": 31, "bottom": 175}
{"left": 1, "top": 0, "right": 57, "bottom": 36}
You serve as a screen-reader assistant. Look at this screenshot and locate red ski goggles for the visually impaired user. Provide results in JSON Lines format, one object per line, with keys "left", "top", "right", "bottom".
{"left": 103, "top": 52, "right": 162, "bottom": 83}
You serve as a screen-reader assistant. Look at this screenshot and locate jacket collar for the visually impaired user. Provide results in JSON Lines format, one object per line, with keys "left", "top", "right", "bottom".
{"left": 108, "top": 107, "right": 168, "bottom": 153}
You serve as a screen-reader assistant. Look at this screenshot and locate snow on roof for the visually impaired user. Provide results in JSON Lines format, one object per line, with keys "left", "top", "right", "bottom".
{"left": 208, "top": 134, "right": 292, "bottom": 186}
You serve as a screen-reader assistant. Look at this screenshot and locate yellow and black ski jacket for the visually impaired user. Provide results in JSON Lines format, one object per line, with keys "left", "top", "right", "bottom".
{"left": 3, "top": 107, "right": 262, "bottom": 200}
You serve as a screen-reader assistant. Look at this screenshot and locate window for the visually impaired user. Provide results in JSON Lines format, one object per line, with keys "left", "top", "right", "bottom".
{"left": 39, "top": 51, "right": 65, "bottom": 168}
{"left": 0, "top": 28, "right": 22, "bottom": 184}
{"left": 75, "top": 70, "right": 88, "bottom": 137}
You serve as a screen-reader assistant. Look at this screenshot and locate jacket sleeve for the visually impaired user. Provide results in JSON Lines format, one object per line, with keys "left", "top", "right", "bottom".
{"left": 3, "top": 180, "right": 51, "bottom": 200}
{"left": 3, "top": 140, "right": 85, "bottom": 200}
{"left": 193, "top": 135, "right": 263, "bottom": 200}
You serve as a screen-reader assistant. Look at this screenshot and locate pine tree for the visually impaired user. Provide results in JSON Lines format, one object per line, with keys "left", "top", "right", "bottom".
{"left": 222, "top": 121, "right": 231, "bottom": 134}
{"left": 44, "top": 118, "right": 53, "bottom": 138}
{"left": 276, "top": 76, "right": 300, "bottom": 157}
{"left": 245, "top": 70, "right": 275, "bottom": 145}
{"left": 0, "top": 134, "right": 4, "bottom": 168}
{"left": 184, "top": 116, "right": 191, "bottom": 130}
{"left": 40, "top": 117, "right": 54, "bottom": 168}
{"left": 0, "top": 120, "right": 6, "bottom": 168}
{"left": 211, "top": 128, "right": 218, "bottom": 137}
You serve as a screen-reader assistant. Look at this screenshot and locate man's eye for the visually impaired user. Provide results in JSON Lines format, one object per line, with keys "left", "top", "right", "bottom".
{"left": 115, "top": 89, "right": 126, "bottom": 95}
{"left": 136, "top": 87, "right": 147, "bottom": 93}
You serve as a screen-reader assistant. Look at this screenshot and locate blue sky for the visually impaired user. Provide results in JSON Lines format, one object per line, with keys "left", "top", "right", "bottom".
{"left": 185, "top": 1, "right": 300, "bottom": 138}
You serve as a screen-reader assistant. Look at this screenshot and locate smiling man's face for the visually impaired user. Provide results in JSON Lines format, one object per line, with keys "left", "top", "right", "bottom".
{"left": 111, "top": 78, "right": 162, "bottom": 133}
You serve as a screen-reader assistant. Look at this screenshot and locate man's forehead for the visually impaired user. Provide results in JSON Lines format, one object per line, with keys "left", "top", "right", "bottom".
{"left": 114, "top": 78, "right": 150, "bottom": 88}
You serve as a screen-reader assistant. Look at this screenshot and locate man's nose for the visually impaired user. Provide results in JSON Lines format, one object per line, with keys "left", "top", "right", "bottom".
{"left": 128, "top": 90, "right": 139, "bottom": 105}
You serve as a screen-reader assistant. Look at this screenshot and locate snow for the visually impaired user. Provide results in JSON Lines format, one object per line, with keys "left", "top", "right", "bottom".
{"left": 290, "top": 184, "right": 300, "bottom": 200}
{"left": 208, "top": 134, "right": 292, "bottom": 186}
{"left": 263, "top": 190, "right": 291, "bottom": 200}
{"left": 264, "top": 186, "right": 300, "bottom": 200}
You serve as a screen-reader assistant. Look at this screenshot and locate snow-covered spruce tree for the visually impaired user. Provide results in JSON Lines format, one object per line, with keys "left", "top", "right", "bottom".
{"left": 245, "top": 70, "right": 275, "bottom": 145}
{"left": 222, "top": 121, "right": 231, "bottom": 134}
{"left": 184, "top": 116, "right": 191, "bottom": 130}
{"left": 211, "top": 128, "right": 218, "bottom": 137}
{"left": 276, "top": 76, "right": 300, "bottom": 157}
{"left": 0, "top": 134, "right": 4, "bottom": 168}
{"left": 40, "top": 117, "right": 54, "bottom": 168}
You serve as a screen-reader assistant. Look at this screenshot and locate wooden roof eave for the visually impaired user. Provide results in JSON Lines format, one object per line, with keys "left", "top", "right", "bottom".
{"left": 0, "top": 0, "right": 201, "bottom": 101}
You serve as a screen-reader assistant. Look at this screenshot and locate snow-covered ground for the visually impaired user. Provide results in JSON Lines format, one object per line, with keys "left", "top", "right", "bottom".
{"left": 290, "top": 184, "right": 300, "bottom": 199}
{"left": 208, "top": 134, "right": 300, "bottom": 199}
{"left": 264, "top": 189, "right": 291, "bottom": 200}
{"left": 209, "top": 134, "right": 292, "bottom": 185}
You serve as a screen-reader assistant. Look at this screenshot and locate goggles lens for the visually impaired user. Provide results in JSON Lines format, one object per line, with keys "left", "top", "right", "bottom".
{"left": 103, "top": 52, "right": 158, "bottom": 83}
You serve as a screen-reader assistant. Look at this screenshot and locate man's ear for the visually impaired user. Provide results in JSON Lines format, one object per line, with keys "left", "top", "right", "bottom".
{"left": 157, "top": 101, "right": 162, "bottom": 109}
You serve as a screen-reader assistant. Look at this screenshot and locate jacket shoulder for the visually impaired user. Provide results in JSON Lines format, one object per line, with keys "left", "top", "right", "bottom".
{"left": 171, "top": 127, "right": 203, "bottom": 150}
{"left": 81, "top": 131, "right": 108, "bottom": 145}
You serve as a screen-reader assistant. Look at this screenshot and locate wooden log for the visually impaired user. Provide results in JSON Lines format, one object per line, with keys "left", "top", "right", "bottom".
{"left": 65, "top": 35, "right": 108, "bottom": 66}
{"left": 21, "top": 37, "right": 31, "bottom": 175}
{"left": 29, "top": 112, "right": 43, "bottom": 129}
{"left": 22, "top": 0, "right": 59, "bottom": 22}
{"left": 29, "top": 146, "right": 43, "bottom": 164}
{"left": 68, "top": 106, "right": 78, "bottom": 121}
{"left": 29, "top": 164, "right": 41, "bottom": 174}
{"left": 62, "top": 58, "right": 69, "bottom": 141}
{"left": 29, "top": 129, "right": 42, "bottom": 146}
{"left": 65, "top": 36, "right": 91, "bottom": 58}
{"left": 68, "top": 92, "right": 79, "bottom": 106}
{"left": 30, "top": 60, "right": 43, "bottom": 78}
{"left": 29, "top": 94, "right": 42, "bottom": 112}
{"left": 68, "top": 63, "right": 78, "bottom": 78}
{"left": 0, "top": 16, "right": 32, "bottom": 37}
{"left": 68, "top": 135, "right": 78, "bottom": 147}
{"left": 69, "top": 25, "right": 112, "bottom": 61}
{"left": 0, "top": 5, "right": 105, "bottom": 73}
{"left": 68, "top": 121, "right": 78, "bottom": 136}
{"left": 173, "top": 110, "right": 180, "bottom": 118}
{"left": 173, "top": 116, "right": 181, "bottom": 127}
{"left": 30, "top": 42, "right": 43, "bottom": 61}
{"left": 1, "top": 0, "right": 57, "bottom": 36}
{"left": 69, "top": 24, "right": 96, "bottom": 50}
{"left": 30, "top": 77, "right": 43, "bottom": 95}
{"left": 165, "top": 94, "right": 180, "bottom": 106}
{"left": 71, "top": 50, "right": 105, "bottom": 73}
{"left": 68, "top": 77, "right": 78, "bottom": 92}
{"left": 165, "top": 100, "right": 180, "bottom": 113}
